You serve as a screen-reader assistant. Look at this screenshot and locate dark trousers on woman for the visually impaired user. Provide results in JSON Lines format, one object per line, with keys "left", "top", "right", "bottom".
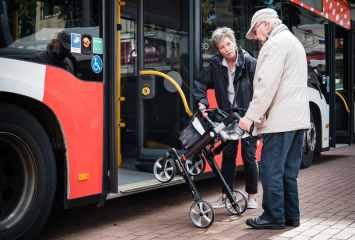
{"left": 221, "top": 139, "right": 258, "bottom": 194}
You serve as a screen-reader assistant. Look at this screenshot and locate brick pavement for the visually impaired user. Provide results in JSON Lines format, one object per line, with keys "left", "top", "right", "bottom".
{"left": 38, "top": 145, "right": 355, "bottom": 240}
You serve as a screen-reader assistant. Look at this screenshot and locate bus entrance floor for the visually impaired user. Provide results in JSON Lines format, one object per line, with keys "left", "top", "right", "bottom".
{"left": 118, "top": 148, "right": 156, "bottom": 186}
{"left": 38, "top": 145, "right": 355, "bottom": 240}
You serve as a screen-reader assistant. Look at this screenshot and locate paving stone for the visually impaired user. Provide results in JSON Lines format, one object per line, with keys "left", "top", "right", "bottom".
{"left": 279, "top": 231, "right": 300, "bottom": 238}
{"left": 332, "top": 230, "right": 354, "bottom": 239}
{"left": 309, "top": 233, "right": 333, "bottom": 240}
{"left": 322, "top": 228, "right": 342, "bottom": 235}
{"left": 303, "top": 228, "right": 326, "bottom": 237}
{"left": 290, "top": 236, "right": 311, "bottom": 240}
{"left": 330, "top": 223, "right": 350, "bottom": 229}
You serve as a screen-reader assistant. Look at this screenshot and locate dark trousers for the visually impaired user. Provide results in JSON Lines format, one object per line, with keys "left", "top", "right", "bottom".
{"left": 260, "top": 130, "right": 304, "bottom": 223}
{"left": 221, "top": 139, "right": 258, "bottom": 195}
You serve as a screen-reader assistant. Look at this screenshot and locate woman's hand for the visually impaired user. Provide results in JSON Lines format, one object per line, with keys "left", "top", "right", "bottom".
{"left": 198, "top": 103, "right": 207, "bottom": 111}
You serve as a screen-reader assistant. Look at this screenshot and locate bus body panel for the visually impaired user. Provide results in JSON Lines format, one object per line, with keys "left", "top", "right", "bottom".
{"left": 290, "top": 0, "right": 351, "bottom": 30}
{"left": 308, "top": 87, "right": 330, "bottom": 149}
{"left": 43, "top": 66, "right": 104, "bottom": 199}
{"left": 0, "top": 58, "right": 46, "bottom": 101}
{"left": 0, "top": 58, "right": 104, "bottom": 200}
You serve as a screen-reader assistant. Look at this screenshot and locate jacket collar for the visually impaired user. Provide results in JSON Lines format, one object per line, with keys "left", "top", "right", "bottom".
{"left": 221, "top": 55, "right": 238, "bottom": 69}
{"left": 269, "top": 24, "right": 288, "bottom": 39}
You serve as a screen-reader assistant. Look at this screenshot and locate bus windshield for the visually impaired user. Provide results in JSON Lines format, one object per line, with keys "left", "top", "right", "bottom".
{"left": 0, "top": 0, "right": 103, "bottom": 81}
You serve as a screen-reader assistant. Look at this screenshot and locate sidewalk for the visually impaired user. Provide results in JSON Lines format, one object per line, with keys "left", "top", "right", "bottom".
{"left": 39, "top": 145, "right": 355, "bottom": 240}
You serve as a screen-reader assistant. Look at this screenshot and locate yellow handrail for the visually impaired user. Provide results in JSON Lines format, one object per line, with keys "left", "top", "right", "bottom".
{"left": 335, "top": 91, "right": 350, "bottom": 113}
{"left": 139, "top": 70, "right": 193, "bottom": 116}
{"left": 117, "top": 1, "right": 126, "bottom": 167}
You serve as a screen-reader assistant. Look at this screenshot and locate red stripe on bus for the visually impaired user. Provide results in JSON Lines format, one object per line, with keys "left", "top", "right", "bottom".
{"left": 290, "top": 0, "right": 351, "bottom": 29}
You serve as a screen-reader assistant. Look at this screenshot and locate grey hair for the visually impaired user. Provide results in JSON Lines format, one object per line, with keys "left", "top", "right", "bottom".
{"left": 264, "top": 17, "right": 282, "bottom": 26}
{"left": 211, "top": 27, "right": 237, "bottom": 51}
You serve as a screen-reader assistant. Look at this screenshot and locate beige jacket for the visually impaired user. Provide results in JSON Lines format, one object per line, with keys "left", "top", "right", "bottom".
{"left": 245, "top": 24, "right": 310, "bottom": 135}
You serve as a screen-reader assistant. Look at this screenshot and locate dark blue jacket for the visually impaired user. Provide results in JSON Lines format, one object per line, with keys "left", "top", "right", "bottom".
{"left": 193, "top": 45, "right": 256, "bottom": 118}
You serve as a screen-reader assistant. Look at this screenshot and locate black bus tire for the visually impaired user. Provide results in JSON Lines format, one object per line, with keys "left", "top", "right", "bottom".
{"left": 301, "top": 109, "right": 317, "bottom": 169}
{"left": 0, "top": 102, "right": 56, "bottom": 240}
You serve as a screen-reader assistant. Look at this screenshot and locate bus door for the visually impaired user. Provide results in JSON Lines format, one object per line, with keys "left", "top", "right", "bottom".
{"left": 135, "top": 0, "right": 194, "bottom": 171}
{"left": 327, "top": 23, "right": 354, "bottom": 146}
{"left": 334, "top": 26, "right": 354, "bottom": 144}
{"left": 114, "top": 0, "right": 193, "bottom": 192}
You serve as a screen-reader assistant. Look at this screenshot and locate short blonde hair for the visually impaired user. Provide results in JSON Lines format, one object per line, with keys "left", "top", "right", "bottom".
{"left": 211, "top": 27, "right": 237, "bottom": 51}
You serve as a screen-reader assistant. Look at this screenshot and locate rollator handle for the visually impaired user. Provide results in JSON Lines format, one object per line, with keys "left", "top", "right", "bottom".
{"left": 198, "top": 108, "right": 227, "bottom": 143}
{"left": 223, "top": 112, "right": 241, "bottom": 126}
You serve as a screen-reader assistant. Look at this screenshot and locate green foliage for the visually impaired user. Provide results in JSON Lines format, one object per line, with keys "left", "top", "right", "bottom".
{"left": 202, "top": 0, "right": 215, "bottom": 39}
{"left": 18, "top": 0, "right": 37, "bottom": 38}
{"left": 57, "top": 1, "right": 83, "bottom": 28}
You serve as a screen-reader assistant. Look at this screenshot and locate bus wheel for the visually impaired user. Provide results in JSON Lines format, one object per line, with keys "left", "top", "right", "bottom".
{"left": 301, "top": 110, "right": 316, "bottom": 169}
{"left": 0, "top": 102, "right": 56, "bottom": 240}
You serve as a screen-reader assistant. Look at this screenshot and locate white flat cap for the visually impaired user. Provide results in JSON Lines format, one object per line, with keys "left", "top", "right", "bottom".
{"left": 246, "top": 8, "right": 279, "bottom": 40}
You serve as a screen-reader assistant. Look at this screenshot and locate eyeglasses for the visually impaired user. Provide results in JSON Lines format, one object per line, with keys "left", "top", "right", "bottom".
{"left": 252, "top": 22, "right": 264, "bottom": 35}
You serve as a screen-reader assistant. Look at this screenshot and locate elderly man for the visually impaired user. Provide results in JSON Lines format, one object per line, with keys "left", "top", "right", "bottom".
{"left": 32, "top": 30, "right": 74, "bottom": 74}
{"left": 239, "top": 9, "right": 310, "bottom": 229}
{"left": 193, "top": 27, "right": 259, "bottom": 209}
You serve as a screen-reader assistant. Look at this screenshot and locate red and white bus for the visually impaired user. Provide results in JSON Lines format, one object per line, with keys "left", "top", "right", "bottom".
{"left": 0, "top": 0, "right": 353, "bottom": 239}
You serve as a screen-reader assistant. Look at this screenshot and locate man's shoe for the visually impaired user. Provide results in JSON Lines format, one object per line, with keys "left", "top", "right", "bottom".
{"left": 246, "top": 217, "right": 285, "bottom": 229}
{"left": 247, "top": 197, "right": 258, "bottom": 209}
{"left": 285, "top": 219, "right": 300, "bottom": 226}
{"left": 211, "top": 196, "right": 225, "bottom": 209}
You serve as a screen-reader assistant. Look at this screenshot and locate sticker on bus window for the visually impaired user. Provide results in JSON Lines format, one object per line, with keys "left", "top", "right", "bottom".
{"left": 71, "top": 33, "right": 81, "bottom": 53}
{"left": 83, "top": 37, "right": 91, "bottom": 48}
{"left": 93, "top": 38, "right": 103, "bottom": 54}
{"left": 91, "top": 56, "right": 103, "bottom": 73}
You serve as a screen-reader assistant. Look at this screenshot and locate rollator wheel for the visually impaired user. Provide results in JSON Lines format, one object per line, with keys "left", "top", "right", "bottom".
{"left": 189, "top": 200, "right": 214, "bottom": 228}
{"left": 153, "top": 157, "right": 176, "bottom": 183}
{"left": 225, "top": 190, "right": 248, "bottom": 215}
{"left": 185, "top": 153, "right": 206, "bottom": 176}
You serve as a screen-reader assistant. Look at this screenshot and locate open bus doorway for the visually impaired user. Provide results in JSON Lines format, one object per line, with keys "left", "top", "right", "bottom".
{"left": 333, "top": 26, "right": 354, "bottom": 145}
{"left": 116, "top": 0, "right": 192, "bottom": 193}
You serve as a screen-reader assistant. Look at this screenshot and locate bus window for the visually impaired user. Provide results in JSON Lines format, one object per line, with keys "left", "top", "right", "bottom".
{"left": 290, "top": 5, "right": 327, "bottom": 102}
{"left": 0, "top": 0, "right": 103, "bottom": 81}
{"left": 201, "top": 0, "right": 282, "bottom": 64}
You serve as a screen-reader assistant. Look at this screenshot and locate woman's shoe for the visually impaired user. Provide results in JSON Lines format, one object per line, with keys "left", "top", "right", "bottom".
{"left": 247, "top": 197, "right": 258, "bottom": 209}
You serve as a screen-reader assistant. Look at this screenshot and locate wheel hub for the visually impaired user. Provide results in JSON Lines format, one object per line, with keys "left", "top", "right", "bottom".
{"left": 0, "top": 133, "right": 37, "bottom": 232}
{"left": 305, "top": 122, "right": 316, "bottom": 152}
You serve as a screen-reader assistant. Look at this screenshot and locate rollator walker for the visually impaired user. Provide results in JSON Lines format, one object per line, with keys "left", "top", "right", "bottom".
{"left": 139, "top": 71, "right": 253, "bottom": 228}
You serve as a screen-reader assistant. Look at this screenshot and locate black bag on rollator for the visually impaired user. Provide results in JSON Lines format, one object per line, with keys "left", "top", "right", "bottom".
{"left": 179, "top": 112, "right": 209, "bottom": 149}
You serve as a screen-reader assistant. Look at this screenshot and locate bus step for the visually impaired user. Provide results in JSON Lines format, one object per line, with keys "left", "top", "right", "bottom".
{"left": 106, "top": 176, "right": 184, "bottom": 199}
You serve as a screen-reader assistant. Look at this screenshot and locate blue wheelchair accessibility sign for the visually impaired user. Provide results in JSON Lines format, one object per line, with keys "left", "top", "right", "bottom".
{"left": 91, "top": 56, "right": 103, "bottom": 73}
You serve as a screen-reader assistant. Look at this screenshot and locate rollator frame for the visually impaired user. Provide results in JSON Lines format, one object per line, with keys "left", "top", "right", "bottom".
{"left": 154, "top": 109, "right": 250, "bottom": 228}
